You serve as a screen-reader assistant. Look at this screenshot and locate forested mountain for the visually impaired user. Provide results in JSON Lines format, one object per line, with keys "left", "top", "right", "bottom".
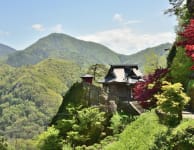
{"left": 6, "top": 33, "right": 120, "bottom": 67}
{"left": 0, "top": 43, "right": 15, "bottom": 56}
{"left": 0, "top": 43, "right": 16, "bottom": 60}
{"left": 0, "top": 59, "right": 82, "bottom": 139}
{"left": 119, "top": 43, "right": 171, "bottom": 67}
{"left": 6, "top": 33, "right": 171, "bottom": 68}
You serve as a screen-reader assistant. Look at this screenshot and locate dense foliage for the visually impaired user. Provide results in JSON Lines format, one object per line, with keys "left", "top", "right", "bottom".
{"left": 133, "top": 68, "right": 168, "bottom": 108}
{"left": 177, "top": 19, "right": 194, "bottom": 70}
{"left": 36, "top": 126, "right": 62, "bottom": 150}
{"left": 56, "top": 106, "right": 106, "bottom": 146}
{"left": 144, "top": 51, "right": 167, "bottom": 74}
{"left": 169, "top": 46, "right": 193, "bottom": 86}
{"left": 36, "top": 106, "right": 106, "bottom": 149}
{"left": 0, "top": 136, "right": 9, "bottom": 150}
{"left": 153, "top": 119, "right": 194, "bottom": 150}
{"left": 104, "top": 110, "right": 194, "bottom": 150}
{"left": 0, "top": 59, "right": 81, "bottom": 141}
{"left": 168, "top": 1, "right": 194, "bottom": 112}
{"left": 104, "top": 110, "right": 168, "bottom": 150}
{"left": 155, "top": 81, "right": 190, "bottom": 125}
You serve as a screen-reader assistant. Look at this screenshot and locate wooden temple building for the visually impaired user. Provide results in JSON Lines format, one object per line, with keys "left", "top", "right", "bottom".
{"left": 99, "top": 64, "right": 143, "bottom": 103}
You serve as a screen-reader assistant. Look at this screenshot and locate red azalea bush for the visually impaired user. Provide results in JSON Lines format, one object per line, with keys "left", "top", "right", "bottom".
{"left": 133, "top": 68, "right": 168, "bottom": 108}
{"left": 177, "top": 19, "right": 194, "bottom": 69}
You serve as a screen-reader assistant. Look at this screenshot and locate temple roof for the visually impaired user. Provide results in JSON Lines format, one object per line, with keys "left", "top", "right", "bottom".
{"left": 99, "top": 64, "right": 143, "bottom": 84}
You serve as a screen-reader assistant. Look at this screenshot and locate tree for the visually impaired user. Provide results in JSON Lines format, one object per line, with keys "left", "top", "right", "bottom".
{"left": 0, "top": 136, "right": 8, "bottom": 150}
{"left": 109, "top": 112, "right": 131, "bottom": 134}
{"left": 55, "top": 106, "right": 106, "bottom": 146}
{"left": 144, "top": 51, "right": 161, "bottom": 75}
{"left": 155, "top": 81, "right": 190, "bottom": 125}
{"left": 165, "top": 0, "right": 185, "bottom": 15}
{"left": 36, "top": 126, "right": 62, "bottom": 150}
{"left": 133, "top": 68, "right": 168, "bottom": 108}
{"left": 166, "top": 0, "right": 194, "bottom": 18}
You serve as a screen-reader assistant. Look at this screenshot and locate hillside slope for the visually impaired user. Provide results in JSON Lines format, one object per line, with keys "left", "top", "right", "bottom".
{"left": 0, "top": 43, "right": 15, "bottom": 56}
{"left": 105, "top": 110, "right": 194, "bottom": 150}
{"left": 0, "top": 59, "right": 81, "bottom": 139}
{"left": 120, "top": 43, "right": 171, "bottom": 71}
{"left": 6, "top": 33, "right": 171, "bottom": 69}
{"left": 6, "top": 33, "right": 121, "bottom": 67}
{"left": 0, "top": 43, "right": 16, "bottom": 60}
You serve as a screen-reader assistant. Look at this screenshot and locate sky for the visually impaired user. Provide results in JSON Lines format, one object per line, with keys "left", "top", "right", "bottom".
{"left": 0, "top": 0, "right": 177, "bottom": 55}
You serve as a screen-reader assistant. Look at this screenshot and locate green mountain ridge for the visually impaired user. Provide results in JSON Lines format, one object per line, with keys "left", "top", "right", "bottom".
{"left": 6, "top": 33, "right": 120, "bottom": 67}
{"left": 119, "top": 43, "right": 171, "bottom": 72}
{"left": 6, "top": 33, "right": 171, "bottom": 68}
{"left": 0, "top": 43, "right": 16, "bottom": 61}
{"left": 0, "top": 43, "right": 16, "bottom": 55}
{"left": 0, "top": 58, "right": 82, "bottom": 139}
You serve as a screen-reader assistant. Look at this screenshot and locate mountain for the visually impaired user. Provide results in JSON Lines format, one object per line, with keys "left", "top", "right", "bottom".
{"left": 120, "top": 43, "right": 172, "bottom": 72}
{"left": 0, "top": 43, "right": 16, "bottom": 60}
{"left": 6, "top": 33, "right": 120, "bottom": 67}
{"left": 0, "top": 58, "right": 82, "bottom": 139}
{"left": 6, "top": 33, "right": 171, "bottom": 68}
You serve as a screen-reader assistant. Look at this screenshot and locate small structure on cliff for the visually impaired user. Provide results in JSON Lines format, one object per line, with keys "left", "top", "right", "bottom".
{"left": 80, "top": 74, "right": 94, "bottom": 84}
{"left": 99, "top": 64, "right": 143, "bottom": 103}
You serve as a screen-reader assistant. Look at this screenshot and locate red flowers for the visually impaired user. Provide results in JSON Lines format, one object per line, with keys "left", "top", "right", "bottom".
{"left": 185, "top": 45, "right": 194, "bottom": 61}
{"left": 190, "top": 66, "right": 194, "bottom": 70}
{"left": 177, "top": 19, "right": 194, "bottom": 67}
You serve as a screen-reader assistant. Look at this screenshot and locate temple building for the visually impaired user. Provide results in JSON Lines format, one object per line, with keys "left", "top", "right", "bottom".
{"left": 99, "top": 64, "right": 143, "bottom": 103}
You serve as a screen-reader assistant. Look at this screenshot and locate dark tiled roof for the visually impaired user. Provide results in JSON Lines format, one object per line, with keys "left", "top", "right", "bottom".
{"left": 100, "top": 64, "right": 143, "bottom": 84}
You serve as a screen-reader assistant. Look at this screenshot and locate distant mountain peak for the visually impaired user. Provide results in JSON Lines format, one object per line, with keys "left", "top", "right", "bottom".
{"left": 6, "top": 32, "right": 172, "bottom": 68}
{"left": 0, "top": 43, "right": 16, "bottom": 57}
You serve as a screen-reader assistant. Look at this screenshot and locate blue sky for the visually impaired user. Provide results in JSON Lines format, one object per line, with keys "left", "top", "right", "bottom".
{"left": 0, "top": 0, "right": 176, "bottom": 54}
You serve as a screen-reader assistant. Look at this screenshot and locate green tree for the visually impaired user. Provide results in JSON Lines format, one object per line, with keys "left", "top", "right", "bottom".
{"left": 55, "top": 106, "right": 106, "bottom": 146}
{"left": 169, "top": 47, "right": 192, "bottom": 87}
{"left": 155, "top": 81, "right": 190, "bottom": 125}
{"left": 144, "top": 51, "right": 166, "bottom": 74}
{"left": 187, "top": 80, "right": 194, "bottom": 110}
{"left": 0, "top": 136, "right": 8, "bottom": 150}
{"left": 109, "top": 112, "right": 132, "bottom": 134}
{"left": 36, "top": 126, "right": 62, "bottom": 150}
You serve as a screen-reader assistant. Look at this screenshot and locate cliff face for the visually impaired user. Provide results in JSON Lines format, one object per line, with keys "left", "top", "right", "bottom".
{"left": 52, "top": 80, "right": 140, "bottom": 125}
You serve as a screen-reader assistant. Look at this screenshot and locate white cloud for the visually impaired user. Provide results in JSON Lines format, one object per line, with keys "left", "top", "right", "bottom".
{"left": 125, "top": 20, "right": 142, "bottom": 25}
{"left": 113, "top": 13, "right": 141, "bottom": 26}
{"left": 113, "top": 13, "right": 124, "bottom": 23}
{"left": 31, "top": 23, "right": 64, "bottom": 33}
{"left": 0, "top": 31, "right": 9, "bottom": 37}
{"left": 32, "top": 24, "right": 45, "bottom": 32}
{"left": 51, "top": 24, "right": 64, "bottom": 33}
{"left": 78, "top": 28, "right": 175, "bottom": 55}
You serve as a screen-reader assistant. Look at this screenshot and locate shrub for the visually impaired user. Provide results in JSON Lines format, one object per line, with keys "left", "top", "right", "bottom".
{"left": 104, "top": 110, "right": 168, "bottom": 150}
{"left": 55, "top": 106, "right": 106, "bottom": 146}
{"left": 153, "top": 119, "right": 194, "bottom": 150}
{"left": 0, "top": 136, "right": 8, "bottom": 150}
{"left": 109, "top": 112, "right": 135, "bottom": 134}
{"left": 155, "top": 81, "right": 190, "bottom": 126}
{"left": 36, "top": 126, "right": 62, "bottom": 150}
{"left": 133, "top": 68, "right": 168, "bottom": 108}
{"left": 187, "top": 80, "right": 194, "bottom": 110}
